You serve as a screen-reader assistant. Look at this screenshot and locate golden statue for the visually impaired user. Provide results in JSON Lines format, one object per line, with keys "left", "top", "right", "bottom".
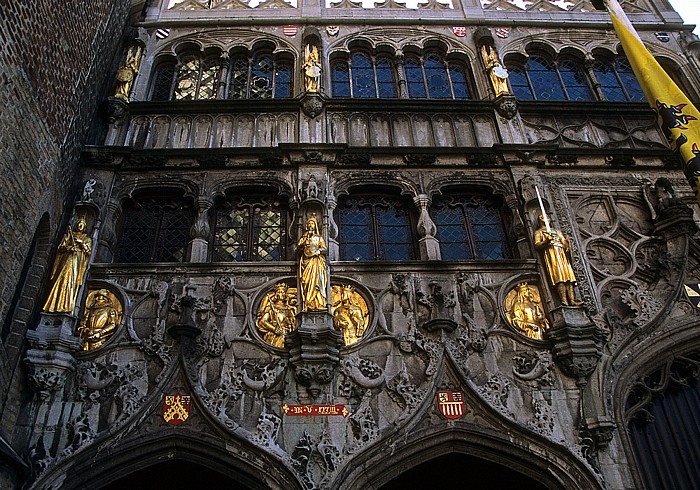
{"left": 331, "top": 285, "right": 369, "bottom": 346}
{"left": 297, "top": 213, "right": 328, "bottom": 311}
{"left": 256, "top": 283, "right": 298, "bottom": 347}
{"left": 78, "top": 289, "right": 122, "bottom": 350}
{"left": 481, "top": 44, "right": 510, "bottom": 97}
{"left": 303, "top": 45, "right": 321, "bottom": 93}
{"left": 505, "top": 283, "right": 549, "bottom": 340}
{"left": 42, "top": 216, "right": 92, "bottom": 314}
{"left": 115, "top": 44, "right": 143, "bottom": 100}
{"left": 533, "top": 216, "right": 582, "bottom": 306}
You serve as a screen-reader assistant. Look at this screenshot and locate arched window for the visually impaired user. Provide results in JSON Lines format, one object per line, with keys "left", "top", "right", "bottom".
{"left": 115, "top": 195, "right": 194, "bottom": 263}
{"left": 212, "top": 191, "right": 289, "bottom": 262}
{"left": 331, "top": 52, "right": 398, "bottom": 98}
{"left": 150, "top": 50, "right": 292, "bottom": 100}
{"left": 404, "top": 52, "right": 470, "bottom": 100}
{"left": 227, "top": 53, "right": 292, "bottom": 100}
{"left": 337, "top": 191, "right": 416, "bottom": 261}
{"left": 430, "top": 193, "right": 511, "bottom": 260}
{"left": 507, "top": 55, "right": 593, "bottom": 101}
{"left": 593, "top": 57, "right": 645, "bottom": 102}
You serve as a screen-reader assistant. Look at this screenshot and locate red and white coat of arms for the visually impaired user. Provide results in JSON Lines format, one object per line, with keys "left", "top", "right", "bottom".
{"left": 437, "top": 391, "right": 465, "bottom": 419}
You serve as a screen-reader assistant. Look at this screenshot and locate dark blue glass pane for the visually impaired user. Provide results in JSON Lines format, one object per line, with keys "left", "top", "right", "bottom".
{"left": 376, "top": 58, "right": 397, "bottom": 98}
{"left": 617, "top": 59, "right": 645, "bottom": 102}
{"left": 274, "top": 64, "right": 291, "bottom": 98}
{"left": 339, "top": 206, "right": 374, "bottom": 260}
{"left": 449, "top": 65, "right": 470, "bottom": 100}
{"left": 559, "top": 60, "right": 593, "bottom": 101}
{"left": 351, "top": 53, "right": 376, "bottom": 98}
{"left": 377, "top": 207, "right": 412, "bottom": 260}
{"left": 332, "top": 62, "right": 351, "bottom": 97}
{"left": 251, "top": 55, "right": 274, "bottom": 99}
{"left": 152, "top": 63, "right": 176, "bottom": 101}
{"left": 527, "top": 56, "right": 565, "bottom": 101}
{"left": 405, "top": 58, "right": 426, "bottom": 98}
{"left": 424, "top": 53, "right": 450, "bottom": 99}
{"left": 507, "top": 65, "right": 533, "bottom": 100}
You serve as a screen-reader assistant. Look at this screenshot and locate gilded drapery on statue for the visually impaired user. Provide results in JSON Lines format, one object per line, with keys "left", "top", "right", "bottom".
{"left": 256, "top": 283, "right": 298, "bottom": 348}
{"left": 505, "top": 283, "right": 549, "bottom": 340}
{"left": 42, "top": 216, "right": 92, "bottom": 314}
{"left": 298, "top": 213, "right": 328, "bottom": 311}
{"left": 533, "top": 216, "right": 581, "bottom": 306}
{"left": 114, "top": 44, "right": 143, "bottom": 100}
{"left": 480, "top": 44, "right": 510, "bottom": 97}
{"left": 331, "top": 285, "right": 369, "bottom": 346}
{"left": 303, "top": 44, "right": 321, "bottom": 93}
{"left": 78, "top": 289, "right": 122, "bottom": 350}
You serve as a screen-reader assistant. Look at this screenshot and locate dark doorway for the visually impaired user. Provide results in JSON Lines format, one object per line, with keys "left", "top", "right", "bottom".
{"left": 379, "top": 453, "right": 549, "bottom": 490}
{"left": 99, "top": 460, "right": 264, "bottom": 490}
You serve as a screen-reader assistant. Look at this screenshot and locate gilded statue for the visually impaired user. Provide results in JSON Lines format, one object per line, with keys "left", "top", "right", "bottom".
{"left": 42, "top": 216, "right": 92, "bottom": 313}
{"left": 331, "top": 285, "right": 369, "bottom": 346}
{"left": 481, "top": 44, "right": 510, "bottom": 97}
{"left": 115, "top": 45, "right": 143, "bottom": 100}
{"left": 505, "top": 283, "right": 550, "bottom": 340}
{"left": 256, "top": 283, "right": 298, "bottom": 347}
{"left": 533, "top": 216, "right": 582, "bottom": 306}
{"left": 298, "top": 213, "right": 328, "bottom": 311}
{"left": 78, "top": 289, "right": 122, "bottom": 350}
{"left": 303, "top": 45, "right": 321, "bottom": 93}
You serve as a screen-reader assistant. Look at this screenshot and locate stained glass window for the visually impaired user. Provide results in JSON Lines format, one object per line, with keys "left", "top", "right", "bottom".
{"left": 430, "top": 195, "right": 510, "bottom": 260}
{"left": 116, "top": 197, "right": 194, "bottom": 263}
{"left": 172, "top": 55, "right": 221, "bottom": 100}
{"left": 151, "top": 62, "right": 176, "bottom": 101}
{"left": 405, "top": 53, "right": 471, "bottom": 100}
{"left": 337, "top": 194, "right": 415, "bottom": 261}
{"left": 331, "top": 51, "right": 397, "bottom": 98}
{"left": 213, "top": 194, "right": 288, "bottom": 262}
{"left": 506, "top": 55, "right": 593, "bottom": 101}
{"left": 593, "top": 57, "right": 645, "bottom": 102}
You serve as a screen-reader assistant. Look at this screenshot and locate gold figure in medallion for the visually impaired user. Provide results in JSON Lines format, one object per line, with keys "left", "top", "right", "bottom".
{"left": 303, "top": 45, "right": 321, "bottom": 93}
{"left": 331, "top": 285, "right": 369, "bottom": 346}
{"left": 533, "top": 216, "right": 582, "bottom": 306}
{"left": 115, "top": 45, "right": 143, "bottom": 100}
{"left": 78, "top": 289, "right": 122, "bottom": 350}
{"left": 505, "top": 283, "right": 550, "bottom": 340}
{"left": 297, "top": 214, "right": 328, "bottom": 311}
{"left": 42, "top": 216, "right": 92, "bottom": 313}
{"left": 256, "top": 283, "right": 297, "bottom": 347}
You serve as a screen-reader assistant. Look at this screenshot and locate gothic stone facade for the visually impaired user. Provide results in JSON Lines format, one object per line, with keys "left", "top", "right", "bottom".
{"left": 3, "top": 0, "right": 700, "bottom": 489}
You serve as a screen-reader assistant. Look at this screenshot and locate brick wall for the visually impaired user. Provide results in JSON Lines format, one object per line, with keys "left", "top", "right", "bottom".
{"left": 0, "top": 1, "right": 131, "bottom": 483}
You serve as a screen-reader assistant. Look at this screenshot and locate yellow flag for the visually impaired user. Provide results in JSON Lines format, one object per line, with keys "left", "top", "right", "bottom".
{"left": 608, "top": 9, "right": 700, "bottom": 200}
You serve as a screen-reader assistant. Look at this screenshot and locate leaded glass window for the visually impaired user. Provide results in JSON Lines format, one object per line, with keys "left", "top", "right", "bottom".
{"left": 173, "top": 55, "right": 221, "bottom": 100}
{"left": 116, "top": 197, "right": 194, "bottom": 263}
{"left": 337, "top": 195, "right": 416, "bottom": 261}
{"left": 331, "top": 52, "right": 397, "bottom": 98}
{"left": 430, "top": 195, "right": 510, "bottom": 260}
{"left": 151, "top": 62, "right": 177, "bottom": 101}
{"left": 405, "top": 53, "right": 471, "bottom": 100}
{"left": 506, "top": 55, "right": 593, "bottom": 101}
{"left": 213, "top": 195, "right": 288, "bottom": 262}
{"left": 227, "top": 54, "right": 292, "bottom": 99}
{"left": 593, "top": 57, "right": 645, "bottom": 102}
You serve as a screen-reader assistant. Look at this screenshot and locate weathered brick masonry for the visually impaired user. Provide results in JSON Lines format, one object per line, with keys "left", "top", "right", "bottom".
{"left": 0, "top": 1, "right": 131, "bottom": 485}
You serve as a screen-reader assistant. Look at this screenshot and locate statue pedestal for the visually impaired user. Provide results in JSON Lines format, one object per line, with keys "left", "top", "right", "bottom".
{"left": 546, "top": 306, "right": 604, "bottom": 387}
{"left": 287, "top": 312, "right": 342, "bottom": 400}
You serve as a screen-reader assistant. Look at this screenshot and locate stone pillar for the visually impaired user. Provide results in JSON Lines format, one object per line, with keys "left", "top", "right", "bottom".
{"left": 414, "top": 194, "right": 440, "bottom": 261}
{"left": 217, "top": 53, "right": 230, "bottom": 99}
{"left": 395, "top": 50, "right": 409, "bottom": 99}
{"left": 584, "top": 54, "right": 606, "bottom": 101}
{"left": 189, "top": 197, "right": 213, "bottom": 262}
{"left": 96, "top": 199, "right": 121, "bottom": 263}
{"left": 327, "top": 195, "right": 340, "bottom": 261}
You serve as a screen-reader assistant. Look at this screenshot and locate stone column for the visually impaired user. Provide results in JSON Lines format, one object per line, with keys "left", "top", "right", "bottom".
{"left": 584, "top": 54, "right": 606, "bottom": 101}
{"left": 216, "top": 53, "right": 230, "bottom": 99}
{"left": 96, "top": 199, "right": 121, "bottom": 263}
{"left": 395, "top": 50, "right": 409, "bottom": 99}
{"left": 189, "top": 197, "right": 213, "bottom": 262}
{"left": 327, "top": 195, "right": 340, "bottom": 261}
{"left": 414, "top": 194, "right": 440, "bottom": 260}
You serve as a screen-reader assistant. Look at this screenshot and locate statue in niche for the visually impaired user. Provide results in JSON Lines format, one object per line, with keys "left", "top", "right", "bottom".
{"left": 114, "top": 44, "right": 143, "bottom": 100}
{"left": 331, "top": 285, "right": 369, "bottom": 346}
{"left": 298, "top": 213, "right": 328, "bottom": 311}
{"left": 481, "top": 44, "right": 510, "bottom": 97}
{"left": 78, "top": 289, "right": 122, "bottom": 350}
{"left": 303, "top": 44, "right": 321, "bottom": 93}
{"left": 42, "top": 216, "right": 92, "bottom": 313}
{"left": 505, "top": 283, "right": 550, "bottom": 340}
{"left": 533, "top": 216, "right": 582, "bottom": 306}
{"left": 257, "top": 283, "right": 298, "bottom": 348}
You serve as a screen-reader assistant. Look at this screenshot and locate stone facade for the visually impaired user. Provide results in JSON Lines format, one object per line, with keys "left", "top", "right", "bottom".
{"left": 3, "top": 0, "right": 700, "bottom": 489}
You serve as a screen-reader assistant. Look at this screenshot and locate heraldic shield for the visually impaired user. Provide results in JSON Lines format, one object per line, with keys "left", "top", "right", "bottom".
{"left": 163, "top": 395, "right": 191, "bottom": 425}
{"left": 437, "top": 392, "right": 465, "bottom": 419}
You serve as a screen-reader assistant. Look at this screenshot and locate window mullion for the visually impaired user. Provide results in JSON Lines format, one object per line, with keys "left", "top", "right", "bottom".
{"left": 372, "top": 56, "right": 380, "bottom": 99}
{"left": 555, "top": 62, "right": 570, "bottom": 101}
{"left": 370, "top": 204, "right": 381, "bottom": 261}
{"left": 421, "top": 57, "right": 429, "bottom": 99}
{"left": 445, "top": 60, "right": 456, "bottom": 99}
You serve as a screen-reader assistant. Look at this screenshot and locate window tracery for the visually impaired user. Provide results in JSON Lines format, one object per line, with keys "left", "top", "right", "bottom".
{"left": 331, "top": 51, "right": 398, "bottom": 98}
{"left": 592, "top": 57, "right": 646, "bottom": 102}
{"left": 506, "top": 55, "right": 593, "bottom": 101}
{"left": 404, "top": 52, "right": 470, "bottom": 99}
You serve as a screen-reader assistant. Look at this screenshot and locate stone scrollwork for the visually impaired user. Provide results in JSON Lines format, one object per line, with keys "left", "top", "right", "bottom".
{"left": 619, "top": 284, "right": 663, "bottom": 327}
{"left": 477, "top": 374, "right": 511, "bottom": 415}
{"left": 504, "top": 283, "right": 550, "bottom": 341}
{"left": 28, "top": 367, "right": 67, "bottom": 401}
{"left": 513, "top": 351, "right": 553, "bottom": 388}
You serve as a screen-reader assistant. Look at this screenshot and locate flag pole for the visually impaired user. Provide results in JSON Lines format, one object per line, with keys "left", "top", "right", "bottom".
{"left": 594, "top": 0, "right": 700, "bottom": 206}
